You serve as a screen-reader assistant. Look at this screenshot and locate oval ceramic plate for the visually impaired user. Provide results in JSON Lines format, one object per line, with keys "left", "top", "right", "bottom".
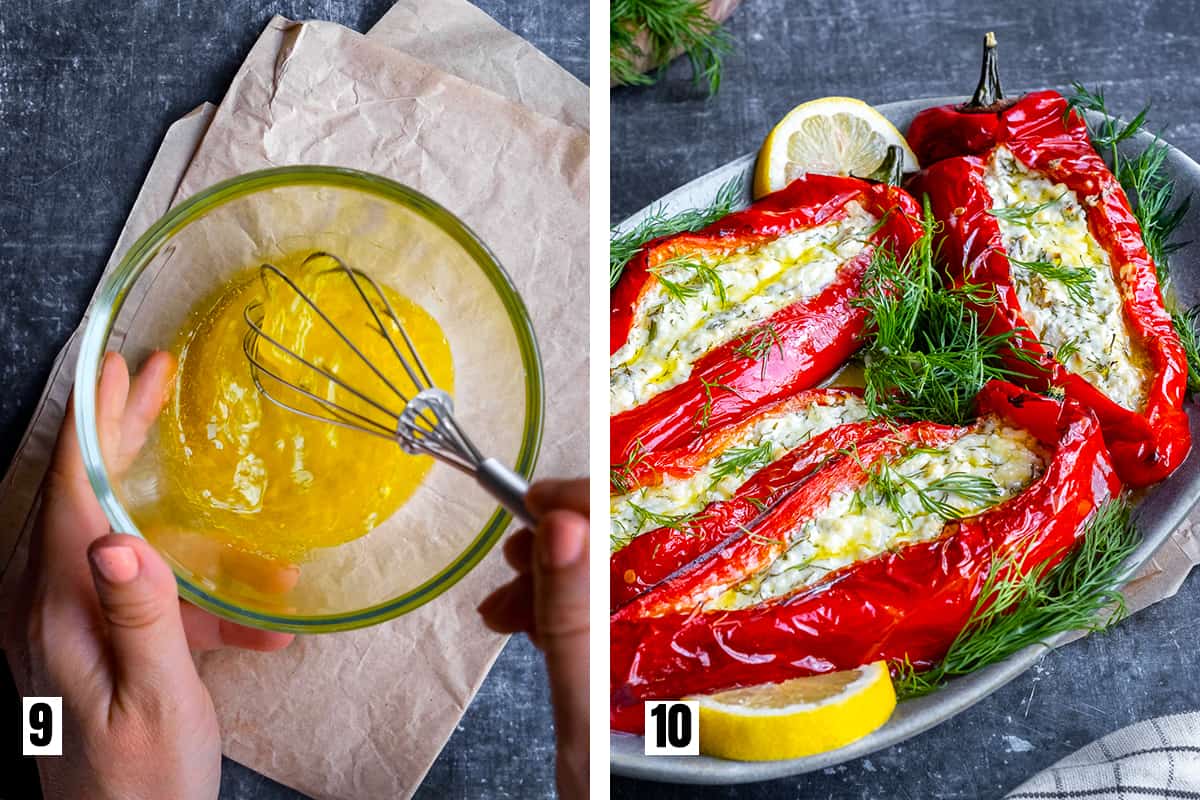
{"left": 610, "top": 96, "right": 1200, "bottom": 784}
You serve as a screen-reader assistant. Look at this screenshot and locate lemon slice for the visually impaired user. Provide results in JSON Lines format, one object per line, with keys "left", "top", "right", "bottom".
{"left": 753, "top": 97, "right": 919, "bottom": 198}
{"left": 693, "top": 661, "right": 896, "bottom": 761}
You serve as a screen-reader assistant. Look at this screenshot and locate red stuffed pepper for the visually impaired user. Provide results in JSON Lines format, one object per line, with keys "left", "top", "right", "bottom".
{"left": 906, "top": 36, "right": 1190, "bottom": 487}
{"left": 611, "top": 381, "right": 1119, "bottom": 733}
{"left": 610, "top": 387, "right": 872, "bottom": 610}
{"left": 610, "top": 175, "right": 922, "bottom": 470}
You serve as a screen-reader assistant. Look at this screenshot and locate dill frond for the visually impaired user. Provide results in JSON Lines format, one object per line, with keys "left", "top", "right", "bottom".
{"left": 1171, "top": 306, "right": 1200, "bottom": 395}
{"left": 1006, "top": 256, "right": 1095, "bottom": 305}
{"left": 894, "top": 498, "right": 1139, "bottom": 699}
{"left": 710, "top": 441, "right": 774, "bottom": 483}
{"left": 611, "top": 177, "right": 743, "bottom": 288}
{"left": 611, "top": 0, "right": 732, "bottom": 94}
{"left": 854, "top": 199, "right": 1020, "bottom": 425}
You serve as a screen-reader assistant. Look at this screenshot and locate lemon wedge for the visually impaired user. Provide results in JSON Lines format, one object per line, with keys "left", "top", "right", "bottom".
{"left": 753, "top": 97, "right": 919, "bottom": 198}
{"left": 693, "top": 661, "right": 896, "bottom": 761}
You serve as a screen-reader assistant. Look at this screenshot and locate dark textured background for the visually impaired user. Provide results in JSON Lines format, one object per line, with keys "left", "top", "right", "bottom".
{"left": 612, "top": 0, "right": 1200, "bottom": 798}
{"left": 0, "top": 1, "right": 585, "bottom": 798}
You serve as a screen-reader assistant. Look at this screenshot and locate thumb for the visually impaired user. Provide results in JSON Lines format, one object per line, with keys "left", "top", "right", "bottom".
{"left": 87, "top": 534, "right": 198, "bottom": 700}
{"left": 532, "top": 510, "right": 589, "bottom": 797}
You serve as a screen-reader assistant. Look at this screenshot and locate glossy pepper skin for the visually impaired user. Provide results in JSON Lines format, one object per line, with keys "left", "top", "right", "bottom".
{"left": 610, "top": 382, "right": 1119, "bottom": 733}
{"left": 906, "top": 90, "right": 1191, "bottom": 487}
{"left": 610, "top": 175, "right": 922, "bottom": 469}
{"left": 610, "top": 388, "right": 869, "bottom": 611}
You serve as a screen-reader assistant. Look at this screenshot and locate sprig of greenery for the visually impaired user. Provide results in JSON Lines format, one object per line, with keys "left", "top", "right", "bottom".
{"left": 853, "top": 200, "right": 1022, "bottom": 425}
{"left": 1067, "top": 83, "right": 1191, "bottom": 286}
{"left": 649, "top": 255, "right": 728, "bottom": 306}
{"left": 611, "top": 177, "right": 743, "bottom": 288}
{"left": 863, "top": 458, "right": 1000, "bottom": 529}
{"left": 694, "top": 375, "right": 735, "bottom": 430}
{"left": 895, "top": 498, "right": 1140, "bottom": 699}
{"left": 611, "top": 0, "right": 732, "bottom": 94}
{"left": 1068, "top": 83, "right": 1196, "bottom": 389}
{"left": 710, "top": 441, "right": 774, "bottom": 483}
{"left": 610, "top": 440, "right": 648, "bottom": 495}
{"left": 626, "top": 501, "right": 706, "bottom": 535}
{"left": 732, "top": 322, "right": 783, "bottom": 380}
{"left": 986, "top": 194, "right": 1064, "bottom": 228}
{"left": 1054, "top": 337, "right": 1082, "bottom": 364}
{"left": 1171, "top": 306, "right": 1200, "bottom": 395}
{"left": 1006, "top": 255, "right": 1095, "bottom": 305}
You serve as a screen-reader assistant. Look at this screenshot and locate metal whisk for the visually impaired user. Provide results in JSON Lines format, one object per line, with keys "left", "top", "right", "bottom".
{"left": 241, "top": 251, "right": 534, "bottom": 527}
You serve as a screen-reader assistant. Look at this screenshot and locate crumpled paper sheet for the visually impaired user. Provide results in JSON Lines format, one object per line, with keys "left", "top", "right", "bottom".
{"left": 367, "top": 0, "right": 587, "bottom": 131}
{"left": 0, "top": 5, "right": 587, "bottom": 799}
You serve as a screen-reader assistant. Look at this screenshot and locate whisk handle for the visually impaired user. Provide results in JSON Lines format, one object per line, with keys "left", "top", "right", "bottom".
{"left": 477, "top": 458, "right": 536, "bottom": 528}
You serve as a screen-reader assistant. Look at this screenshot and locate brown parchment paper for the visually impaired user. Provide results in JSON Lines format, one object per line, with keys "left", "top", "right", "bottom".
{"left": 0, "top": 6, "right": 587, "bottom": 800}
{"left": 367, "top": 0, "right": 588, "bottom": 131}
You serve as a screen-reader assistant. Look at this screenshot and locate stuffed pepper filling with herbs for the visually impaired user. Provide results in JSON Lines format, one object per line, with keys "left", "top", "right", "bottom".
{"left": 610, "top": 390, "right": 869, "bottom": 549}
{"left": 713, "top": 418, "right": 1046, "bottom": 610}
{"left": 906, "top": 39, "right": 1190, "bottom": 487}
{"left": 982, "top": 146, "right": 1152, "bottom": 412}
{"left": 609, "top": 175, "right": 923, "bottom": 468}
{"left": 610, "top": 382, "right": 1119, "bottom": 733}
{"left": 610, "top": 202, "right": 878, "bottom": 414}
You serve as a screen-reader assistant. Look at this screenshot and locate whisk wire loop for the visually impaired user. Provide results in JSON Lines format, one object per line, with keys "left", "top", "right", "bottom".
{"left": 240, "top": 252, "right": 534, "bottom": 525}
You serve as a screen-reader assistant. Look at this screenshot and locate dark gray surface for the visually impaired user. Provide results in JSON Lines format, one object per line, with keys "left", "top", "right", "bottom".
{"left": 0, "top": 1, "right": 585, "bottom": 799}
{"left": 611, "top": 0, "right": 1200, "bottom": 797}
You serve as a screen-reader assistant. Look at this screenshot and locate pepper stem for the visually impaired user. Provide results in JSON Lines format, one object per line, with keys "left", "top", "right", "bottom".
{"left": 967, "top": 31, "right": 1004, "bottom": 109}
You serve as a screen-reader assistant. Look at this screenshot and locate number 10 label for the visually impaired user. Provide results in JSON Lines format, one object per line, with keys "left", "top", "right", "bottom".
{"left": 22, "top": 697, "right": 62, "bottom": 756}
{"left": 644, "top": 700, "right": 699, "bottom": 755}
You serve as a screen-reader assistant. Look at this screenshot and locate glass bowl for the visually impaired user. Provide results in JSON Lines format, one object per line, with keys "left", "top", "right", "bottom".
{"left": 74, "top": 166, "right": 543, "bottom": 633}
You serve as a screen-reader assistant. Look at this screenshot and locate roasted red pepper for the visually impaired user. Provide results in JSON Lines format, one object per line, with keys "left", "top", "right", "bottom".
{"left": 610, "top": 382, "right": 1119, "bottom": 733}
{"left": 610, "top": 175, "right": 922, "bottom": 469}
{"left": 610, "top": 388, "right": 870, "bottom": 610}
{"left": 905, "top": 39, "right": 1190, "bottom": 486}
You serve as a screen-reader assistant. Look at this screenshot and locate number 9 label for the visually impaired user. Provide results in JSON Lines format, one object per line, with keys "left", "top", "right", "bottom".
{"left": 22, "top": 697, "right": 62, "bottom": 756}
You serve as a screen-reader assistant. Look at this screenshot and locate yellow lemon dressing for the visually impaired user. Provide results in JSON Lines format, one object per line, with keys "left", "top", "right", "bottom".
{"left": 154, "top": 252, "right": 453, "bottom": 563}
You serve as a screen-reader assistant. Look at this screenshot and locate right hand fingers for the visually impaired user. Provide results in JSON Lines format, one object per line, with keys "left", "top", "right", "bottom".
{"left": 527, "top": 478, "right": 589, "bottom": 517}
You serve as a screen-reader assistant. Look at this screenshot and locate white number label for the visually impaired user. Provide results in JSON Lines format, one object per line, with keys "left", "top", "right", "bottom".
{"left": 22, "top": 697, "right": 62, "bottom": 756}
{"left": 644, "top": 700, "right": 698, "bottom": 756}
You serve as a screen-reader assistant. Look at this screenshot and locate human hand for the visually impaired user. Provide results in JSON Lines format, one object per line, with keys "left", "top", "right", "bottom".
{"left": 5, "top": 351, "right": 293, "bottom": 800}
{"left": 478, "top": 478, "right": 589, "bottom": 799}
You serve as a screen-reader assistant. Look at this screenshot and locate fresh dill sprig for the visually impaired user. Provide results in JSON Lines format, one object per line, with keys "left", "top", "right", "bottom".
{"left": 649, "top": 255, "right": 728, "bottom": 306}
{"left": 854, "top": 199, "right": 1021, "bottom": 425}
{"left": 610, "top": 440, "right": 648, "bottom": 495}
{"left": 1006, "top": 255, "right": 1095, "bottom": 305}
{"left": 1066, "top": 83, "right": 1191, "bottom": 286}
{"left": 710, "top": 441, "right": 774, "bottom": 483}
{"left": 1171, "top": 306, "right": 1200, "bottom": 395}
{"left": 1054, "top": 337, "right": 1082, "bottom": 364}
{"left": 694, "top": 375, "right": 734, "bottom": 430}
{"left": 745, "top": 496, "right": 769, "bottom": 512}
{"left": 649, "top": 269, "right": 700, "bottom": 303}
{"left": 986, "top": 194, "right": 1064, "bottom": 228}
{"left": 732, "top": 322, "right": 783, "bottom": 380}
{"left": 863, "top": 459, "right": 1000, "bottom": 529}
{"left": 626, "top": 501, "right": 705, "bottom": 535}
{"left": 611, "top": 177, "right": 743, "bottom": 288}
{"left": 611, "top": 0, "right": 732, "bottom": 94}
{"left": 894, "top": 498, "right": 1140, "bottom": 699}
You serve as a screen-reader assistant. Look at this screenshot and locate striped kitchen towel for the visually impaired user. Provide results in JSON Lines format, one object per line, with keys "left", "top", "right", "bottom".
{"left": 1004, "top": 712, "right": 1200, "bottom": 799}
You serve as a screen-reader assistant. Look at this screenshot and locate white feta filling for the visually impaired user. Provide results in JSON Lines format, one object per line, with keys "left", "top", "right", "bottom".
{"left": 609, "top": 395, "right": 869, "bottom": 552}
{"left": 982, "top": 146, "right": 1151, "bottom": 411}
{"left": 711, "top": 418, "right": 1046, "bottom": 610}
{"left": 610, "top": 203, "right": 878, "bottom": 415}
